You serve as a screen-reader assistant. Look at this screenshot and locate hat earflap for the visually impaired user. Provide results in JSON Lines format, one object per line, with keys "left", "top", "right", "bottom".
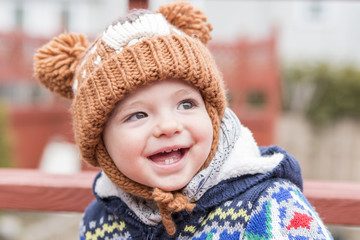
{"left": 34, "top": 33, "right": 89, "bottom": 99}
{"left": 157, "top": 1, "right": 212, "bottom": 45}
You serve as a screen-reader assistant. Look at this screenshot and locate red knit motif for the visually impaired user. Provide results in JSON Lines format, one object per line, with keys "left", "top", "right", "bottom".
{"left": 286, "top": 212, "right": 313, "bottom": 230}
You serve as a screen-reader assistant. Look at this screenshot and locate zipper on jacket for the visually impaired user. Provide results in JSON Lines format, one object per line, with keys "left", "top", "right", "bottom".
{"left": 146, "top": 226, "right": 154, "bottom": 240}
{"left": 127, "top": 211, "right": 155, "bottom": 239}
{"left": 127, "top": 211, "right": 141, "bottom": 222}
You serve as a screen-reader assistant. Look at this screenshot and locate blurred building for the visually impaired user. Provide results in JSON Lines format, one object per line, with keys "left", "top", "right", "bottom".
{"left": 0, "top": 0, "right": 128, "bottom": 37}
{"left": 195, "top": 1, "right": 360, "bottom": 66}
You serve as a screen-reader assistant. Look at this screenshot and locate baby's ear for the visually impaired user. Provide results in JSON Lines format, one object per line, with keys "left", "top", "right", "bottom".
{"left": 33, "top": 33, "right": 89, "bottom": 99}
{"left": 157, "top": 1, "right": 213, "bottom": 45}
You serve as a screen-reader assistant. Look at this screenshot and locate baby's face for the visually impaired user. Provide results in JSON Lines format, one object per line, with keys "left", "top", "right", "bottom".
{"left": 103, "top": 79, "right": 213, "bottom": 191}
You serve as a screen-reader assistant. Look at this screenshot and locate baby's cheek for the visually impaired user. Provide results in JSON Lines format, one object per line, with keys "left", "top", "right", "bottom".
{"left": 198, "top": 120, "right": 213, "bottom": 150}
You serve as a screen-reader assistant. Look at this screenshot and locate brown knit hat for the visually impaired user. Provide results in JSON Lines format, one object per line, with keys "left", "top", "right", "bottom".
{"left": 34, "top": 1, "right": 226, "bottom": 235}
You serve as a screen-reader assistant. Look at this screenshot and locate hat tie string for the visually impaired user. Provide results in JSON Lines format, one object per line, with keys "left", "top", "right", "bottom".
{"left": 152, "top": 188, "right": 195, "bottom": 235}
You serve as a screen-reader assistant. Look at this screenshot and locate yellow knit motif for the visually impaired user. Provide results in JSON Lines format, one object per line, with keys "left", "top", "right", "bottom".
{"left": 85, "top": 221, "right": 126, "bottom": 240}
{"left": 200, "top": 207, "right": 250, "bottom": 227}
{"left": 184, "top": 225, "right": 197, "bottom": 233}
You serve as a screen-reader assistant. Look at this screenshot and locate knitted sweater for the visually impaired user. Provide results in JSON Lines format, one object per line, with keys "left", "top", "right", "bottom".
{"left": 79, "top": 110, "right": 333, "bottom": 240}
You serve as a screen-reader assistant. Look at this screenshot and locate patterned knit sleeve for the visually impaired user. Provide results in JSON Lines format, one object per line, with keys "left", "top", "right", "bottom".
{"left": 242, "top": 180, "right": 333, "bottom": 240}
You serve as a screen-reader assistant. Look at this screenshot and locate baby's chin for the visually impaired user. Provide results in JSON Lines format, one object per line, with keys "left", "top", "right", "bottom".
{"left": 157, "top": 185, "right": 186, "bottom": 192}
{"left": 151, "top": 179, "right": 190, "bottom": 192}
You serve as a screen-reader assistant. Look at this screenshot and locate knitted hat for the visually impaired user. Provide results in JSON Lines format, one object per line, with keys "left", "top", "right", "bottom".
{"left": 34, "top": 1, "right": 226, "bottom": 235}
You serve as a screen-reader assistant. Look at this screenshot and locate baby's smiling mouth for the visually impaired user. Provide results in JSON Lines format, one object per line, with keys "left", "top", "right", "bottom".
{"left": 148, "top": 148, "right": 189, "bottom": 165}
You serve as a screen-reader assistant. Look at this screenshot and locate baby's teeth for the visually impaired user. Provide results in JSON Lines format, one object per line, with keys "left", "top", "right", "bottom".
{"left": 165, "top": 159, "right": 174, "bottom": 165}
{"left": 164, "top": 148, "right": 179, "bottom": 153}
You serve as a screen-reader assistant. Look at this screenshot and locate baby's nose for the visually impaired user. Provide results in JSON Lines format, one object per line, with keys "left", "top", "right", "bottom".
{"left": 153, "top": 116, "right": 183, "bottom": 138}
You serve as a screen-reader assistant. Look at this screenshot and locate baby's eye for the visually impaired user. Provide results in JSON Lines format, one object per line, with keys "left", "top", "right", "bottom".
{"left": 126, "top": 112, "right": 148, "bottom": 121}
{"left": 178, "top": 99, "right": 196, "bottom": 110}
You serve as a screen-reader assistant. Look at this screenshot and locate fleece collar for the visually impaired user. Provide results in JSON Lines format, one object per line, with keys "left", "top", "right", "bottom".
{"left": 94, "top": 108, "right": 284, "bottom": 225}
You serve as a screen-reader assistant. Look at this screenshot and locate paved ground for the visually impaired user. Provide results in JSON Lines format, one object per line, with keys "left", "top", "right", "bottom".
{"left": 0, "top": 211, "right": 82, "bottom": 240}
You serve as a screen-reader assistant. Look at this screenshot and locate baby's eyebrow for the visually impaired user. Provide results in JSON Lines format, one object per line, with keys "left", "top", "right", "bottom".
{"left": 110, "top": 100, "right": 142, "bottom": 118}
{"left": 173, "top": 88, "right": 199, "bottom": 98}
{"left": 117, "top": 101, "right": 143, "bottom": 113}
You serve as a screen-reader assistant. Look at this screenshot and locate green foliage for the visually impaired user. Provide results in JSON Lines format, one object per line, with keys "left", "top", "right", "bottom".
{"left": 282, "top": 62, "right": 360, "bottom": 126}
{"left": 0, "top": 102, "right": 13, "bottom": 168}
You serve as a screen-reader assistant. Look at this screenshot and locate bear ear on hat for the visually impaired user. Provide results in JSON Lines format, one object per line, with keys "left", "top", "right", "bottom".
{"left": 157, "top": 1, "right": 213, "bottom": 45}
{"left": 33, "top": 32, "right": 89, "bottom": 99}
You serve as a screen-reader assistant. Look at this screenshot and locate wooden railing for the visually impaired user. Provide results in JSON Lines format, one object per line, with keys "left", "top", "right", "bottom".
{"left": 0, "top": 168, "right": 359, "bottom": 226}
{"left": 0, "top": 169, "right": 94, "bottom": 212}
